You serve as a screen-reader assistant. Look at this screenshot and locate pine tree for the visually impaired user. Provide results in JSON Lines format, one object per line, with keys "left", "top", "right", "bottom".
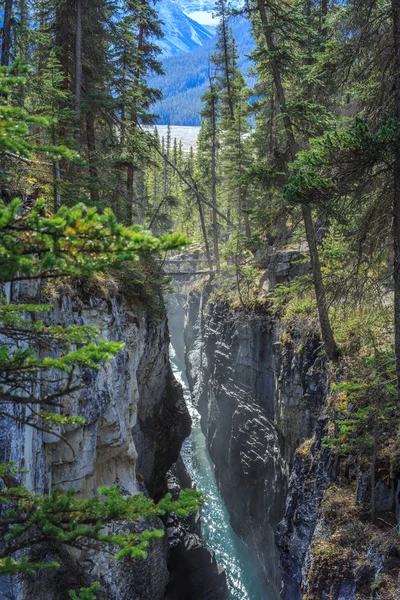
{"left": 211, "top": 5, "right": 252, "bottom": 236}
{"left": 111, "top": 0, "right": 164, "bottom": 224}
{"left": 197, "top": 73, "right": 220, "bottom": 268}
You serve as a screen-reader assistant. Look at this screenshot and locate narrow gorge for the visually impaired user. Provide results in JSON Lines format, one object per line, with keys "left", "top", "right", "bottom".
{"left": 166, "top": 250, "right": 400, "bottom": 600}
{"left": 2, "top": 250, "right": 400, "bottom": 600}
{"left": 166, "top": 253, "right": 328, "bottom": 600}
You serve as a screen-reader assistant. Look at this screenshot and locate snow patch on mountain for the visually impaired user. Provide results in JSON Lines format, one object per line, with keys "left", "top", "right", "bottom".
{"left": 171, "top": 0, "right": 244, "bottom": 24}
{"left": 156, "top": 0, "right": 214, "bottom": 57}
{"left": 184, "top": 10, "right": 218, "bottom": 26}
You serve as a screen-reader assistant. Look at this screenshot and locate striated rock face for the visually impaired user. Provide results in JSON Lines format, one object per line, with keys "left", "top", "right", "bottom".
{"left": 273, "top": 337, "right": 327, "bottom": 465}
{"left": 0, "top": 286, "right": 190, "bottom": 600}
{"left": 185, "top": 296, "right": 287, "bottom": 598}
{"left": 184, "top": 289, "right": 331, "bottom": 600}
{"left": 276, "top": 419, "right": 334, "bottom": 600}
{"left": 183, "top": 285, "right": 400, "bottom": 600}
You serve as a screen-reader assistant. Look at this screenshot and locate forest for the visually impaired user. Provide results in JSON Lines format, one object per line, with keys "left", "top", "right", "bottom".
{"left": 149, "top": 16, "right": 253, "bottom": 125}
{"left": 1, "top": 0, "right": 400, "bottom": 599}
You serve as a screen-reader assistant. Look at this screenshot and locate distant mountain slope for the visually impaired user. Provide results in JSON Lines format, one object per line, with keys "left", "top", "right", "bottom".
{"left": 156, "top": 0, "right": 214, "bottom": 57}
{"left": 171, "top": 0, "right": 244, "bottom": 25}
{"left": 172, "top": 0, "right": 243, "bottom": 11}
{"left": 151, "top": 17, "right": 254, "bottom": 125}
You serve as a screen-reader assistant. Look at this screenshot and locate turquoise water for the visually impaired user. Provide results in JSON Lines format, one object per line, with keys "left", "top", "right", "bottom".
{"left": 170, "top": 348, "right": 267, "bottom": 600}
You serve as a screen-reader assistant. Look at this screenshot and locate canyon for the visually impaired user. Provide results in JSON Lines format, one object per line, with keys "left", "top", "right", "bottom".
{"left": 1, "top": 257, "right": 399, "bottom": 599}
{"left": 167, "top": 251, "right": 400, "bottom": 599}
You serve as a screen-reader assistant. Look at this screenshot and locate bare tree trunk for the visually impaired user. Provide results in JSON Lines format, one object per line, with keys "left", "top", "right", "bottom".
{"left": 86, "top": 114, "right": 99, "bottom": 204}
{"left": 211, "top": 159, "right": 220, "bottom": 268}
{"left": 321, "top": 0, "right": 328, "bottom": 22}
{"left": 0, "top": 0, "right": 13, "bottom": 200}
{"left": 196, "top": 195, "right": 213, "bottom": 272}
{"left": 210, "top": 82, "right": 220, "bottom": 270}
{"left": 268, "top": 90, "right": 275, "bottom": 161}
{"left": 392, "top": 0, "right": 400, "bottom": 400}
{"left": 125, "top": 22, "right": 144, "bottom": 224}
{"left": 126, "top": 165, "right": 134, "bottom": 224}
{"left": 256, "top": 0, "right": 339, "bottom": 362}
{"left": 302, "top": 202, "right": 339, "bottom": 361}
{"left": 75, "top": 0, "right": 82, "bottom": 144}
{"left": 243, "top": 189, "right": 251, "bottom": 238}
{"left": 57, "top": 3, "right": 70, "bottom": 179}
{"left": 59, "top": 3, "right": 69, "bottom": 93}
{"left": 17, "top": 0, "right": 28, "bottom": 61}
{"left": 54, "top": 161, "right": 61, "bottom": 211}
{"left": 1, "top": 0, "right": 13, "bottom": 67}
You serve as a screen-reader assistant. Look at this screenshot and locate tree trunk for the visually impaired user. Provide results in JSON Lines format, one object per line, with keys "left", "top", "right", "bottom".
{"left": 256, "top": 0, "right": 339, "bottom": 362}
{"left": 256, "top": 0, "right": 297, "bottom": 157}
{"left": 75, "top": 0, "right": 83, "bottom": 144}
{"left": 56, "top": 2, "right": 70, "bottom": 178}
{"left": 59, "top": 3, "right": 69, "bottom": 93}
{"left": 221, "top": 10, "right": 235, "bottom": 122}
{"left": 17, "top": 0, "right": 28, "bottom": 61}
{"left": 370, "top": 410, "right": 378, "bottom": 522}
{"left": 1, "top": 0, "right": 13, "bottom": 67}
{"left": 127, "top": 164, "right": 134, "bottom": 224}
{"left": 196, "top": 195, "right": 213, "bottom": 272}
{"left": 243, "top": 189, "right": 251, "bottom": 238}
{"left": 54, "top": 161, "right": 61, "bottom": 211}
{"left": 302, "top": 202, "right": 339, "bottom": 361}
{"left": 210, "top": 86, "right": 220, "bottom": 270}
{"left": 321, "top": 0, "right": 328, "bottom": 26}
{"left": 126, "top": 23, "right": 144, "bottom": 224}
{"left": 86, "top": 114, "right": 99, "bottom": 205}
{"left": 392, "top": 0, "right": 400, "bottom": 400}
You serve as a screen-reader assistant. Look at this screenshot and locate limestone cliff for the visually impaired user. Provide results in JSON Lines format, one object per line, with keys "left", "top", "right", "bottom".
{"left": 0, "top": 284, "right": 190, "bottom": 600}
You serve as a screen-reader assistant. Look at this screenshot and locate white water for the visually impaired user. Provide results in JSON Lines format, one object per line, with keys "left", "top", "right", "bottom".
{"left": 170, "top": 346, "right": 267, "bottom": 600}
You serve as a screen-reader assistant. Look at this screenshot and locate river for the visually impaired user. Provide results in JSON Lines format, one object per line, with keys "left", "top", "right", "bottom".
{"left": 170, "top": 346, "right": 267, "bottom": 600}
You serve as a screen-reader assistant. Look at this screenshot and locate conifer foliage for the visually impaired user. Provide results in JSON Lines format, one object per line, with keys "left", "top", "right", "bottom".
{"left": 0, "top": 37, "right": 200, "bottom": 595}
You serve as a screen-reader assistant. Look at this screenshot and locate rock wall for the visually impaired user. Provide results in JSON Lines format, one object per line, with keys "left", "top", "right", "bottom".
{"left": 184, "top": 290, "right": 330, "bottom": 600}
{"left": 185, "top": 296, "right": 285, "bottom": 598}
{"left": 184, "top": 283, "right": 400, "bottom": 600}
{"left": 273, "top": 336, "right": 328, "bottom": 465}
{"left": 276, "top": 418, "right": 334, "bottom": 600}
{"left": 0, "top": 284, "right": 190, "bottom": 600}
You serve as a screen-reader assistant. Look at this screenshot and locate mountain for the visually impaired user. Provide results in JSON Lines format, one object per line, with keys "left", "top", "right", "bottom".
{"left": 172, "top": 0, "right": 218, "bottom": 11}
{"left": 151, "top": 17, "right": 254, "bottom": 126}
{"left": 171, "top": 0, "right": 244, "bottom": 26}
{"left": 156, "top": 0, "right": 214, "bottom": 57}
